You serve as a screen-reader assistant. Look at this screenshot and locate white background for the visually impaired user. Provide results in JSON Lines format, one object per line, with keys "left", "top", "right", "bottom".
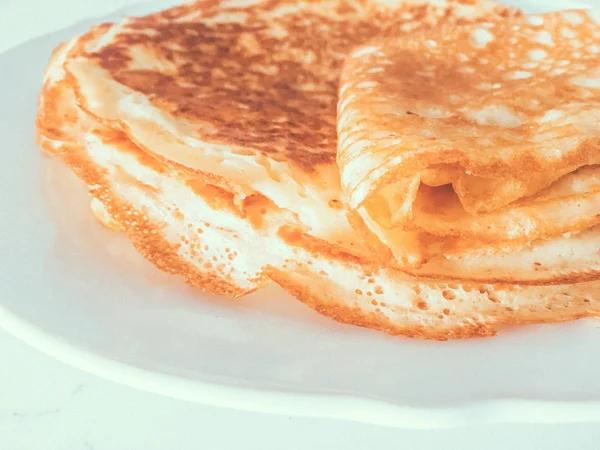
{"left": 2, "top": 0, "right": 600, "bottom": 448}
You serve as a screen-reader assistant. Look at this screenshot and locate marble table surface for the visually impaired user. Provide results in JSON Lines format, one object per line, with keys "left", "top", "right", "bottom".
{"left": 3, "top": 0, "right": 600, "bottom": 448}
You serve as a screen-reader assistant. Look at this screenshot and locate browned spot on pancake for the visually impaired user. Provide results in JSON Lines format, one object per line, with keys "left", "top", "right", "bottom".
{"left": 186, "top": 178, "right": 239, "bottom": 216}
{"left": 93, "top": 125, "right": 168, "bottom": 173}
{"left": 277, "top": 225, "right": 379, "bottom": 268}
{"left": 242, "top": 194, "right": 278, "bottom": 230}
{"left": 113, "top": 165, "right": 160, "bottom": 196}
{"left": 328, "top": 199, "right": 343, "bottom": 210}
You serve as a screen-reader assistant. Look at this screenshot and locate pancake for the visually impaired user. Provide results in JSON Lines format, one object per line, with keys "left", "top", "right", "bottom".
{"left": 37, "top": 0, "right": 600, "bottom": 339}
{"left": 337, "top": 9, "right": 600, "bottom": 266}
{"left": 38, "top": 54, "right": 600, "bottom": 340}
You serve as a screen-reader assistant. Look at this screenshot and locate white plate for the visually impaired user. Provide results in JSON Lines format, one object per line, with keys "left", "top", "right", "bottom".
{"left": 2, "top": 0, "right": 600, "bottom": 429}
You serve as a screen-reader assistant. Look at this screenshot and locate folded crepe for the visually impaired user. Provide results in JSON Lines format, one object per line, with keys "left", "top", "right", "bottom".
{"left": 338, "top": 9, "right": 600, "bottom": 280}
{"left": 37, "top": 0, "right": 600, "bottom": 340}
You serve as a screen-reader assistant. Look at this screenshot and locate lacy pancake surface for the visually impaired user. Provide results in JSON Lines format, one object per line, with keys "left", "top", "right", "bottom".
{"left": 337, "top": 9, "right": 600, "bottom": 265}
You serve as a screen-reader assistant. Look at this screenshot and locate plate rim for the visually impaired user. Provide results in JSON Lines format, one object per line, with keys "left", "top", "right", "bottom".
{"left": 4, "top": 304, "right": 600, "bottom": 428}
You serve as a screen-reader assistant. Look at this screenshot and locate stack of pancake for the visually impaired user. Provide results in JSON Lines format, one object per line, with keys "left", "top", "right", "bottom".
{"left": 37, "top": 0, "right": 600, "bottom": 339}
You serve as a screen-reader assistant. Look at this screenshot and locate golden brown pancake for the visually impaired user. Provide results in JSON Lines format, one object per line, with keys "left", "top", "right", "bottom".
{"left": 36, "top": 0, "right": 600, "bottom": 339}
